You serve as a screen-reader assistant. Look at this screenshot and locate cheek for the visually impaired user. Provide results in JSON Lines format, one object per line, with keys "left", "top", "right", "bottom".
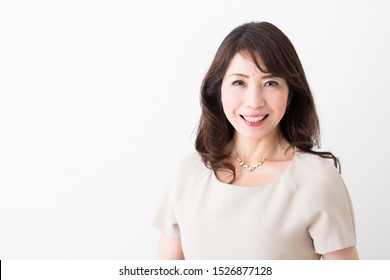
{"left": 268, "top": 92, "right": 289, "bottom": 111}
{"left": 221, "top": 91, "right": 238, "bottom": 116}
{"left": 221, "top": 84, "right": 242, "bottom": 108}
{"left": 278, "top": 97, "right": 289, "bottom": 109}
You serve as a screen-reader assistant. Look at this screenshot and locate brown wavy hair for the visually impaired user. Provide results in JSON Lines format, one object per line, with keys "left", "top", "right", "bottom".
{"left": 195, "top": 21, "right": 340, "bottom": 182}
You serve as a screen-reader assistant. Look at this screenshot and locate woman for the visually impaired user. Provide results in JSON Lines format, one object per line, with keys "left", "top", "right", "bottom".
{"left": 153, "top": 22, "right": 358, "bottom": 260}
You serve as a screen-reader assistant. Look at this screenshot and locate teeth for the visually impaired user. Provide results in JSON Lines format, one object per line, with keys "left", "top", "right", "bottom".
{"left": 243, "top": 115, "right": 267, "bottom": 123}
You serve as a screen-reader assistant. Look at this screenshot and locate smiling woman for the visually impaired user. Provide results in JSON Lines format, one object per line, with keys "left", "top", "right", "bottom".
{"left": 153, "top": 22, "right": 358, "bottom": 260}
{"left": 221, "top": 53, "right": 289, "bottom": 149}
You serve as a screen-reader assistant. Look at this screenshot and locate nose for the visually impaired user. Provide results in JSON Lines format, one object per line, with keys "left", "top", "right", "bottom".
{"left": 244, "top": 85, "right": 265, "bottom": 109}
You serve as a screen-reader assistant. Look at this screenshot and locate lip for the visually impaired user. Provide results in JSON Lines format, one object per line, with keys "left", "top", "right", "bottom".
{"left": 240, "top": 114, "right": 268, "bottom": 127}
{"left": 241, "top": 114, "right": 267, "bottom": 118}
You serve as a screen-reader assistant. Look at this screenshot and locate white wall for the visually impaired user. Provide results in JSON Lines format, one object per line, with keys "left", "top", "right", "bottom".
{"left": 0, "top": 0, "right": 388, "bottom": 259}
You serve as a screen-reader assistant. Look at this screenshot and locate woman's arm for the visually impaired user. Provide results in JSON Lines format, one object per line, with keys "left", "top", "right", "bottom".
{"left": 156, "top": 233, "right": 185, "bottom": 260}
{"left": 322, "top": 246, "right": 359, "bottom": 260}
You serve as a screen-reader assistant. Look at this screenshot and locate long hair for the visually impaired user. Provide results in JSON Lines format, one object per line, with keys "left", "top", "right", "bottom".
{"left": 195, "top": 22, "right": 340, "bottom": 182}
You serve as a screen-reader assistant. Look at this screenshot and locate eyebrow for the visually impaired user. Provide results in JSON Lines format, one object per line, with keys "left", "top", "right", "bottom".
{"left": 228, "top": 73, "right": 250, "bottom": 78}
{"left": 228, "top": 73, "right": 276, "bottom": 79}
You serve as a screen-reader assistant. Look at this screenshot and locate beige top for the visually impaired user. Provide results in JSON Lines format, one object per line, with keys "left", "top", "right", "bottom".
{"left": 153, "top": 151, "right": 357, "bottom": 259}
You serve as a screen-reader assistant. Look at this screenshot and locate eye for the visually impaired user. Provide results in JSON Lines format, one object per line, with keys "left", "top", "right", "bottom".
{"left": 263, "top": 80, "right": 279, "bottom": 87}
{"left": 232, "top": 80, "right": 245, "bottom": 86}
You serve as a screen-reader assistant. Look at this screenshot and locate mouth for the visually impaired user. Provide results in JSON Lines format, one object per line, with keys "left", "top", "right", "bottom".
{"left": 240, "top": 114, "right": 268, "bottom": 123}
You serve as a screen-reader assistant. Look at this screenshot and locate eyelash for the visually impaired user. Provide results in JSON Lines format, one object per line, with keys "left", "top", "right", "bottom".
{"left": 263, "top": 80, "right": 279, "bottom": 87}
{"left": 232, "top": 80, "right": 245, "bottom": 86}
{"left": 231, "top": 80, "right": 279, "bottom": 87}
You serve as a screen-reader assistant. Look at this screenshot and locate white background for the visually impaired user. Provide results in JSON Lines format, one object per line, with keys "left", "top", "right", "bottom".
{"left": 0, "top": 0, "right": 389, "bottom": 259}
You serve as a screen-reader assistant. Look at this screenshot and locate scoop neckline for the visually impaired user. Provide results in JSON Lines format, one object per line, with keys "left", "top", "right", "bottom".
{"left": 211, "top": 149, "right": 297, "bottom": 189}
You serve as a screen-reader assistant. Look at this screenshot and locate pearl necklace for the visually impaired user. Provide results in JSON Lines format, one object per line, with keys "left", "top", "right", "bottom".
{"left": 237, "top": 157, "right": 267, "bottom": 172}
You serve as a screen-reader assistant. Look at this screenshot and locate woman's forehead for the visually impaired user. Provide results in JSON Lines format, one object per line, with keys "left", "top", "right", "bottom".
{"left": 225, "top": 51, "right": 269, "bottom": 75}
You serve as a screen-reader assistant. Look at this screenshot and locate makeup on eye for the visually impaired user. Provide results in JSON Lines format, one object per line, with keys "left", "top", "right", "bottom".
{"left": 230, "top": 79, "right": 280, "bottom": 88}
{"left": 227, "top": 73, "right": 282, "bottom": 87}
{"left": 263, "top": 80, "right": 279, "bottom": 87}
{"left": 232, "top": 80, "right": 245, "bottom": 86}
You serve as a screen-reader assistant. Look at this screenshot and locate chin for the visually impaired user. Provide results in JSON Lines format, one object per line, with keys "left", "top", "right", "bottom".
{"left": 236, "top": 132, "right": 267, "bottom": 141}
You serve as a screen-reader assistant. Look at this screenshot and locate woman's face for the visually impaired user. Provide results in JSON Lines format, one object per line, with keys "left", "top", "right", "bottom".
{"left": 221, "top": 52, "right": 289, "bottom": 142}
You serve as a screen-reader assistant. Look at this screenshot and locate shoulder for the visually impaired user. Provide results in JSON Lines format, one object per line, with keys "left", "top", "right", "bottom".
{"left": 289, "top": 151, "right": 341, "bottom": 183}
{"left": 286, "top": 151, "right": 348, "bottom": 202}
{"left": 174, "top": 151, "right": 207, "bottom": 178}
{"left": 165, "top": 151, "right": 209, "bottom": 200}
{"left": 294, "top": 151, "right": 337, "bottom": 171}
{"left": 286, "top": 152, "right": 356, "bottom": 253}
{"left": 286, "top": 151, "right": 350, "bottom": 211}
{"left": 176, "top": 151, "right": 203, "bottom": 166}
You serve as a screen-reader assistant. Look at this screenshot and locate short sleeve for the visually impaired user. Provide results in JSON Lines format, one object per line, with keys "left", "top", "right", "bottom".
{"left": 152, "top": 152, "right": 203, "bottom": 238}
{"left": 152, "top": 171, "right": 181, "bottom": 237}
{"left": 303, "top": 163, "right": 357, "bottom": 254}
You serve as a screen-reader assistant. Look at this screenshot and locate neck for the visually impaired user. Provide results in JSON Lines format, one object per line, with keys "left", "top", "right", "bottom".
{"left": 232, "top": 131, "right": 282, "bottom": 163}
